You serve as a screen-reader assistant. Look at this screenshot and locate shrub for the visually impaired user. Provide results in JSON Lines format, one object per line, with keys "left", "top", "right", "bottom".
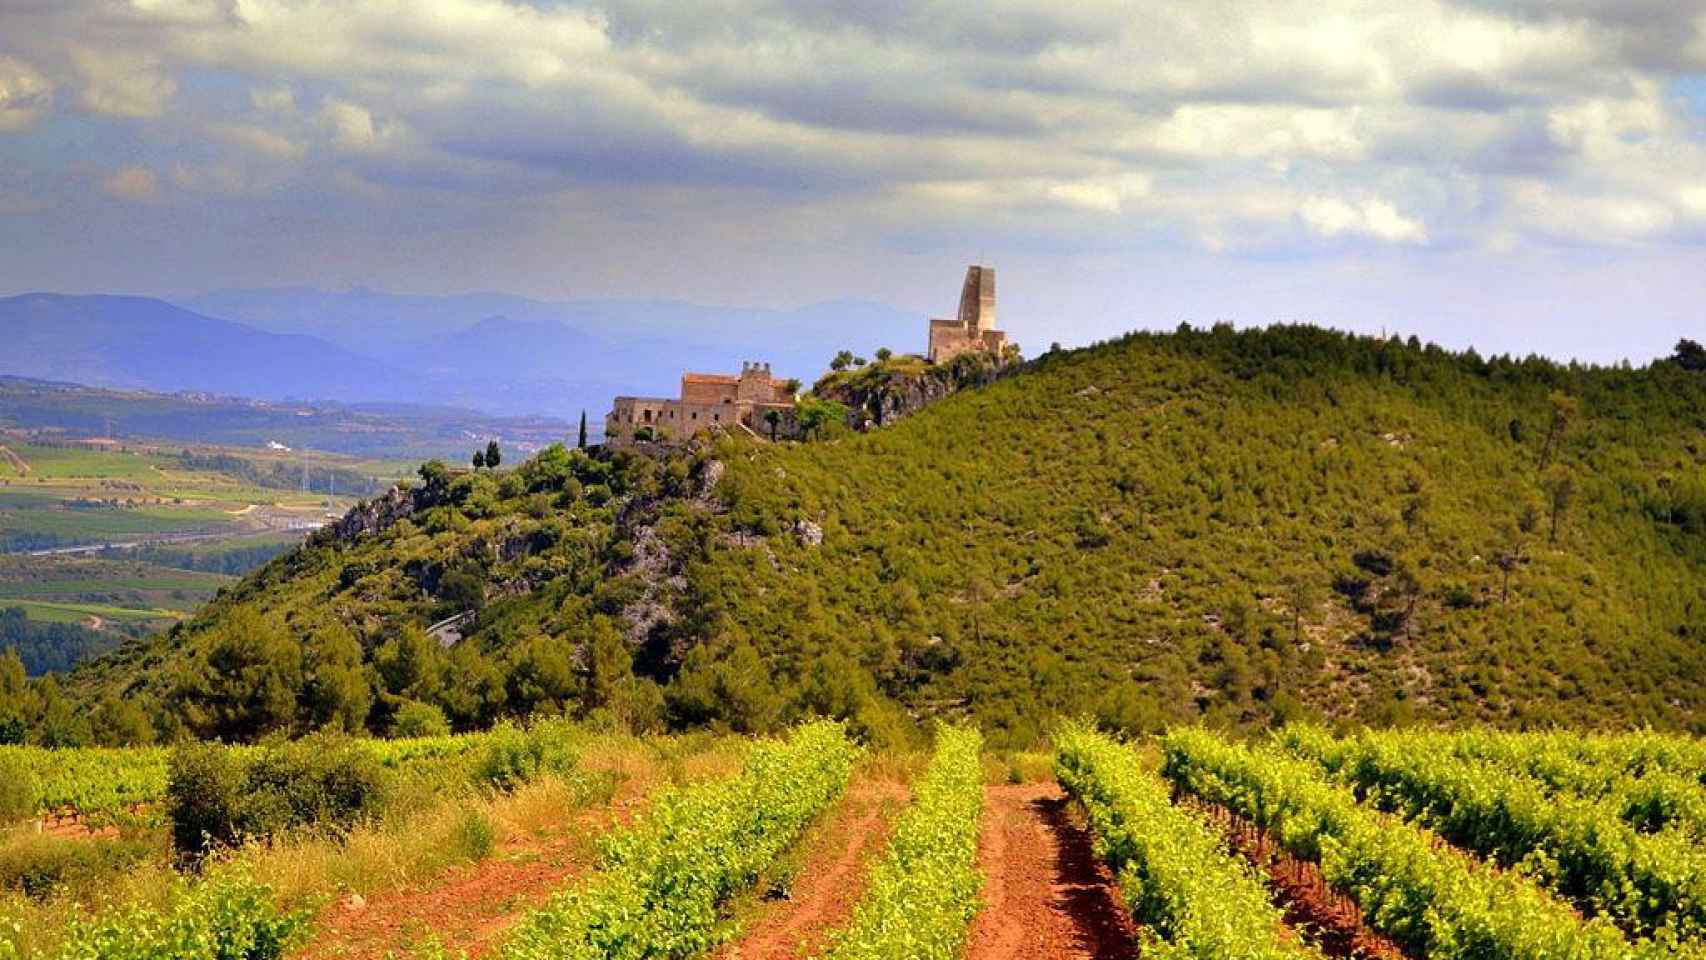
{"left": 168, "top": 741, "right": 247, "bottom": 856}
{"left": 473, "top": 719, "right": 578, "bottom": 792}
{"left": 167, "top": 733, "right": 391, "bottom": 859}
{"left": 455, "top": 809, "right": 496, "bottom": 862}
{"left": 391, "top": 700, "right": 451, "bottom": 738}
{"left": 0, "top": 754, "right": 36, "bottom": 823}
{"left": 0, "top": 833, "right": 156, "bottom": 899}
{"left": 240, "top": 734, "right": 389, "bottom": 841}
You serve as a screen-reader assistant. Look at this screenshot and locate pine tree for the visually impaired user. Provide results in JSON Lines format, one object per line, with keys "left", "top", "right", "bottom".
{"left": 484, "top": 440, "right": 501, "bottom": 469}
{"left": 577, "top": 411, "right": 588, "bottom": 450}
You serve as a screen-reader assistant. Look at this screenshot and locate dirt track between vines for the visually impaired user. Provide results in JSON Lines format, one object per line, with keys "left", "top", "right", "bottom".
{"left": 715, "top": 776, "right": 910, "bottom": 960}
{"left": 966, "top": 782, "right": 1139, "bottom": 960}
{"left": 297, "top": 799, "right": 644, "bottom": 960}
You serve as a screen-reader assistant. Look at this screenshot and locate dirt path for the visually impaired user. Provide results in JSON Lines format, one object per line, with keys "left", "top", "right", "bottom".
{"left": 966, "top": 783, "right": 1139, "bottom": 960}
{"left": 715, "top": 776, "right": 910, "bottom": 960}
{"left": 298, "top": 801, "right": 640, "bottom": 960}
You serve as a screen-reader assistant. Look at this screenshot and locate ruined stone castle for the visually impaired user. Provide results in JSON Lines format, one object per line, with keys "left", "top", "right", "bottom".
{"left": 928, "top": 265, "right": 1006, "bottom": 363}
{"left": 605, "top": 361, "right": 797, "bottom": 447}
{"left": 604, "top": 265, "right": 1007, "bottom": 448}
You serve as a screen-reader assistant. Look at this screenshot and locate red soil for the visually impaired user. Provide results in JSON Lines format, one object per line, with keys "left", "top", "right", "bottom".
{"left": 1191, "top": 801, "right": 1412, "bottom": 960}
{"left": 714, "top": 776, "right": 909, "bottom": 960}
{"left": 965, "top": 783, "right": 1139, "bottom": 960}
{"left": 297, "top": 800, "right": 642, "bottom": 960}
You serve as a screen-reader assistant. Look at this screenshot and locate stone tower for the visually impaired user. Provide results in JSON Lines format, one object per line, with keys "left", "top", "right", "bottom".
{"left": 958, "top": 265, "right": 995, "bottom": 333}
{"left": 928, "top": 264, "right": 1008, "bottom": 363}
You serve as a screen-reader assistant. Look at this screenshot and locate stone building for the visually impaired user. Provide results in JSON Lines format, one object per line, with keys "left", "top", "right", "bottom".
{"left": 605, "top": 361, "right": 797, "bottom": 447}
{"left": 928, "top": 265, "right": 1008, "bottom": 363}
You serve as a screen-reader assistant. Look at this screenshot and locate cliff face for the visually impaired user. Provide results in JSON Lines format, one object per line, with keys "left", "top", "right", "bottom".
{"left": 817, "top": 352, "right": 1020, "bottom": 431}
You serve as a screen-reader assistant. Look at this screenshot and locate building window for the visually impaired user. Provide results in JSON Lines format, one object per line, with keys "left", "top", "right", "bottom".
{"left": 691, "top": 412, "right": 697, "bottom": 420}
{"left": 714, "top": 413, "right": 720, "bottom": 421}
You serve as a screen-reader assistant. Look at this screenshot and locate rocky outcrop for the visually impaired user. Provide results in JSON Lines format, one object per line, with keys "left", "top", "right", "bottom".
{"left": 819, "top": 354, "right": 1021, "bottom": 432}
{"left": 615, "top": 453, "right": 725, "bottom": 647}
{"left": 318, "top": 485, "right": 414, "bottom": 544}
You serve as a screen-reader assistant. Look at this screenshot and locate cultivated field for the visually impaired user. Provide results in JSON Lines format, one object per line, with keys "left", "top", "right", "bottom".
{"left": 3, "top": 723, "right": 1703, "bottom": 960}
{"left": 0, "top": 436, "right": 406, "bottom": 661}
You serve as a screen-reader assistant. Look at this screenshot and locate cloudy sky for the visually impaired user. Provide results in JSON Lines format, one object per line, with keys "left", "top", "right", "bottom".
{"left": 1, "top": 0, "right": 1703, "bottom": 361}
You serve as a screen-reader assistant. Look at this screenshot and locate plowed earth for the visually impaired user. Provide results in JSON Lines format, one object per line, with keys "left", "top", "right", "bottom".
{"left": 966, "top": 783, "right": 1139, "bottom": 960}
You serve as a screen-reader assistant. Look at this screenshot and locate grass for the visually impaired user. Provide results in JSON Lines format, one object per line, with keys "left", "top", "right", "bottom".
{"left": 0, "top": 508, "right": 226, "bottom": 542}
{"left": 0, "top": 445, "right": 165, "bottom": 480}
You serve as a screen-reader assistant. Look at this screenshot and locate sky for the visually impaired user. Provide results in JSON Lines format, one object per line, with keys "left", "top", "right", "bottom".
{"left": 1, "top": 0, "right": 1704, "bottom": 364}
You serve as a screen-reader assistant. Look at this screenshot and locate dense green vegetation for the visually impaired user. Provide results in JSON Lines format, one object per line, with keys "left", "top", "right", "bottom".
{"left": 117, "top": 536, "right": 298, "bottom": 576}
{"left": 0, "top": 608, "right": 121, "bottom": 675}
{"left": 34, "top": 325, "right": 1706, "bottom": 746}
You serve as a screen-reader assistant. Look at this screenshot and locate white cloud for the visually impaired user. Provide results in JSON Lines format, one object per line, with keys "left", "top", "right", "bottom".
{"left": 1300, "top": 196, "right": 1428, "bottom": 244}
{"left": 68, "top": 46, "right": 176, "bottom": 118}
{"left": 101, "top": 167, "right": 161, "bottom": 202}
{"left": 0, "top": 57, "right": 52, "bottom": 131}
{"left": 320, "top": 98, "right": 381, "bottom": 152}
{"left": 1680, "top": 185, "right": 1706, "bottom": 219}
{"left": 212, "top": 123, "right": 305, "bottom": 159}
{"left": 1136, "top": 105, "right": 1366, "bottom": 162}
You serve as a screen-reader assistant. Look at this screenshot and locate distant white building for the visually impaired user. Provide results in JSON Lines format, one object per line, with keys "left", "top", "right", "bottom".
{"left": 266, "top": 440, "right": 291, "bottom": 451}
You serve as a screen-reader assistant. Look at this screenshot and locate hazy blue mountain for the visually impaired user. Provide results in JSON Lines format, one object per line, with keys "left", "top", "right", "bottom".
{"left": 3, "top": 290, "right": 925, "bottom": 423}
{"left": 0, "top": 294, "right": 425, "bottom": 404}
{"left": 184, "top": 288, "right": 923, "bottom": 409}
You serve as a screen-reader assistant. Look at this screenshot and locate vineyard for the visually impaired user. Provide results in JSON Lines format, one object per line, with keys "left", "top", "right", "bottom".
{"left": 0, "top": 733, "right": 497, "bottom": 827}
{"left": 3, "top": 724, "right": 1706, "bottom": 960}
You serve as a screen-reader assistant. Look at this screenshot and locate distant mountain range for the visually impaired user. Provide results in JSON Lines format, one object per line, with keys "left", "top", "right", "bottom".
{"left": 1, "top": 289, "right": 923, "bottom": 421}
{"left": 184, "top": 288, "right": 922, "bottom": 416}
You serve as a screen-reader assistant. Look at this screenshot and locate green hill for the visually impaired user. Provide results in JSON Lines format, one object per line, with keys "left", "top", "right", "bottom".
{"left": 22, "top": 325, "right": 1706, "bottom": 747}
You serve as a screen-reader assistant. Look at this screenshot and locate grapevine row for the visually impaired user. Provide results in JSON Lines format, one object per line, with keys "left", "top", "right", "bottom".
{"left": 1055, "top": 723, "right": 1323, "bottom": 960}
{"left": 1284, "top": 726, "right": 1706, "bottom": 838}
{"left": 1160, "top": 728, "right": 1683, "bottom": 960}
{"left": 823, "top": 724, "right": 985, "bottom": 960}
{"left": 497, "top": 720, "right": 857, "bottom": 960}
{"left": 1279, "top": 727, "right": 1706, "bottom": 941}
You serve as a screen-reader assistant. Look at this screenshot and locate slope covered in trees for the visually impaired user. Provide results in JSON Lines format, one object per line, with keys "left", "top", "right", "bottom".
{"left": 39, "top": 325, "right": 1706, "bottom": 747}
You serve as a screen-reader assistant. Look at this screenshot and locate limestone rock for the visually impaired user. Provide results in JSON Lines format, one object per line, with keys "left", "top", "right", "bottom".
{"left": 794, "top": 519, "right": 823, "bottom": 547}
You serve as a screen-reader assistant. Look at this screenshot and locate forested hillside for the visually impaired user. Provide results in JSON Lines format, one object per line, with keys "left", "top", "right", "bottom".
{"left": 28, "top": 326, "right": 1706, "bottom": 747}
